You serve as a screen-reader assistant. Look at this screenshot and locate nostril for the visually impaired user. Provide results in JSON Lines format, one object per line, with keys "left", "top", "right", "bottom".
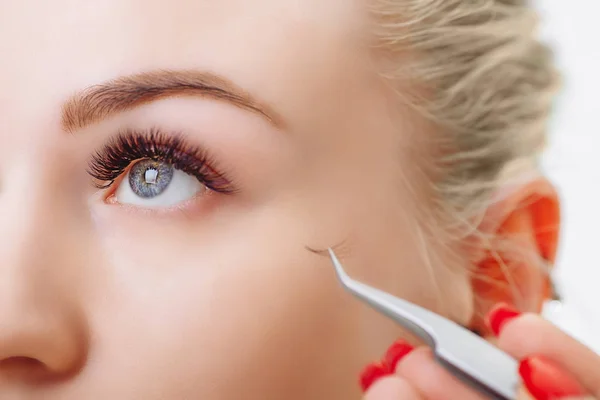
{"left": 0, "top": 356, "right": 47, "bottom": 381}
{"left": 1, "top": 356, "right": 46, "bottom": 369}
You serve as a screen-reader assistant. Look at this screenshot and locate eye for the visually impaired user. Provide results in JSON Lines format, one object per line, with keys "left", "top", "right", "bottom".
{"left": 89, "top": 130, "right": 236, "bottom": 208}
{"left": 113, "top": 159, "right": 206, "bottom": 208}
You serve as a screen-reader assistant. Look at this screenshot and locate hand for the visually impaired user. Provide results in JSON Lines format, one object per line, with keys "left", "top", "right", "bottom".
{"left": 362, "top": 304, "right": 600, "bottom": 400}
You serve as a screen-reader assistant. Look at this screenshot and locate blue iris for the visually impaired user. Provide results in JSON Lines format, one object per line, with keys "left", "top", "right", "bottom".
{"left": 128, "top": 159, "right": 174, "bottom": 198}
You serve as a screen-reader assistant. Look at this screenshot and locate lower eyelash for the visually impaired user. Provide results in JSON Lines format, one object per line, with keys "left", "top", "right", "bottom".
{"left": 88, "top": 128, "right": 236, "bottom": 194}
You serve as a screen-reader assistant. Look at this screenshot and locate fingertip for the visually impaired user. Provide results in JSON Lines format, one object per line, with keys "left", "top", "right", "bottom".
{"left": 519, "top": 356, "right": 586, "bottom": 400}
{"left": 359, "top": 362, "right": 390, "bottom": 392}
{"left": 364, "top": 376, "right": 422, "bottom": 400}
{"left": 497, "top": 313, "right": 553, "bottom": 356}
{"left": 394, "top": 346, "right": 434, "bottom": 374}
{"left": 497, "top": 316, "right": 600, "bottom": 400}
{"left": 485, "top": 303, "right": 521, "bottom": 336}
{"left": 382, "top": 339, "right": 414, "bottom": 372}
{"left": 395, "top": 347, "right": 484, "bottom": 400}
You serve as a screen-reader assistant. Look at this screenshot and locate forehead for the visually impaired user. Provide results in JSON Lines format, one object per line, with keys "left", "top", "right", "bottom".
{"left": 0, "top": 0, "right": 365, "bottom": 123}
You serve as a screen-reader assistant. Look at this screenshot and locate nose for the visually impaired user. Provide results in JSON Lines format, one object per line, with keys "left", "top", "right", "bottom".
{"left": 0, "top": 298, "right": 87, "bottom": 380}
{"left": 0, "top": 180, "right": 89, "bottom": 382}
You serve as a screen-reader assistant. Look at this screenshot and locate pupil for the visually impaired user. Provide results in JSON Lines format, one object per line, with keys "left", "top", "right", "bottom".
{"left": 129, "top": 159, "right": 174, "bottom": 198}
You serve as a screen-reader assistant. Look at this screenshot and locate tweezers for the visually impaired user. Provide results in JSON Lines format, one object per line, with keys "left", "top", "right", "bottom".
{"left": 327, "top": 249, "right": 519, "bottom": 400}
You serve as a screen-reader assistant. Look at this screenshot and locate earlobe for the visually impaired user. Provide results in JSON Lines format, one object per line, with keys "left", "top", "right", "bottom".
{"left": 468, "top": 178, "right": 560, "bottom": 336}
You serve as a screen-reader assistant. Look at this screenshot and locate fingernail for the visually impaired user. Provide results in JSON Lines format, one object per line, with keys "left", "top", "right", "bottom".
{"left": 359, "top": 362, "right": 389, "bottom": 392}
{"left": 382, "top": 339, "right": 414, "bottom": 372}
{"left": 519, "top": 356, "right": 586, "bottom": 400}
{"left": 486, "top": 303, "right": 521, "bottom": 336}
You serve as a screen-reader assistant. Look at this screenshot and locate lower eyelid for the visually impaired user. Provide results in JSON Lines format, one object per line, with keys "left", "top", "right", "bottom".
{"left": 100, "top": 187, "right": 221, "bottom": 218}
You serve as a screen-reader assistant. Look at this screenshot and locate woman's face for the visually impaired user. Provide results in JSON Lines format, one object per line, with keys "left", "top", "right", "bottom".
{"left": 0, "top": 1, "right": 474, "bottom": 398}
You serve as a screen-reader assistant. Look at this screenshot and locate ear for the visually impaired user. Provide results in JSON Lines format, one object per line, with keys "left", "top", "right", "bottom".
{"left": 468, "top": 177, "right": 560, "bottom": 336}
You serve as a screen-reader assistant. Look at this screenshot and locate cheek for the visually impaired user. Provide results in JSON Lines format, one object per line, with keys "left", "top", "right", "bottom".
{"left": 85, "top": 206, "right": 364, "bottom": 395}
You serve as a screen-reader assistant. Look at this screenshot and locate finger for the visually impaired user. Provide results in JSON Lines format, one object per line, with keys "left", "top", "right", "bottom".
{"left": 516, "top": 386, "right": 597, "bottom": 400}
{"left": 516, "top": 386, "right": 535, "bottom": 400}
{"left": 561, "top": 397, "right": 598, "bottom": 400}
{"left": 497, "top": 313, "right": 600, "bottom": 398}
{"left": 364, "top": 376, "right": 424, "bottom": 400}
{"left": 395, "top": 347, "right": 486, "bottom": 400}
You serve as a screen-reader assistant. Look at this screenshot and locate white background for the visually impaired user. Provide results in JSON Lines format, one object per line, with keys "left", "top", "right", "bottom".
{"left": 535, "top": 1, "right": 600, "bottom": 351}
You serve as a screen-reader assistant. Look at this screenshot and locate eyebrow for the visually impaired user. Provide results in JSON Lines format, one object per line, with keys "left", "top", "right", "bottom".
{"left": 61, "top": 69, "right": 283, "bottom": 132}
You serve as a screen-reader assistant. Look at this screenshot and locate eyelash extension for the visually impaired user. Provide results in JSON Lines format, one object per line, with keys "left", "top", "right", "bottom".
{"left": 88, "top": 128, "right": 235, "bottom": 194}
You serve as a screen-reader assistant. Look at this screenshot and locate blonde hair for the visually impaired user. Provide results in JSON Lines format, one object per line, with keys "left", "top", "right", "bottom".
{"left": 371, "top": 0, "right": 560, "bottom": 226}
{"left": 371, "top": 0, "right": 561, "bottom": 314}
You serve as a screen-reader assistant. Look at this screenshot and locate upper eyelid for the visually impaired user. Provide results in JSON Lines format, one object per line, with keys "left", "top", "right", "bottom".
{"left": 87, "top": 128, "right": 236, "bottom": 194}
{"left": 88, "top": 129, "right": 204, "bottom": 180}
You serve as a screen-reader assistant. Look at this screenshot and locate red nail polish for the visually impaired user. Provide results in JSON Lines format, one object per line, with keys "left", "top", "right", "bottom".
{"left": 486, "top": 303, "right": 520, "bottom": 336}
{"left": 519, "top": 356, "right": 586, "bottom": 400}
{"left": 359, "top": 362, "right": 389, "bottom": 392}
{"left": 382, "top": 340, "right": 414, "bottom": 372}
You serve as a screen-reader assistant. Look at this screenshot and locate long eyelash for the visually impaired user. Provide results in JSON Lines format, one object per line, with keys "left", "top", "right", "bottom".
{"left": 88, "top": 128, "right": 235, "bottom": 193}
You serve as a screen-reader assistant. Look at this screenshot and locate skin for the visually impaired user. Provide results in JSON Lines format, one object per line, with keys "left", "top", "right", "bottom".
{"left": 366, "top": 314, "right": 600, "bottom": 399}
{"left": 0, "top": 0, "right": 565, "bottom": 399}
